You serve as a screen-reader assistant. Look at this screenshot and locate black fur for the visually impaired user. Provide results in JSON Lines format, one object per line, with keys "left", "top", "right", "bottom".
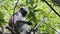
{"left": 20, "top": 7, "right": 27, "bottom": 17}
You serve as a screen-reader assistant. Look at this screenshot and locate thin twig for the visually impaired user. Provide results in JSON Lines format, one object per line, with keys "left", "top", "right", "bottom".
{"left": 13, "top": 0, "right": 19, "bottom": 13}
{"left": 44, "top": 22, "right": 60, "bottom": 34}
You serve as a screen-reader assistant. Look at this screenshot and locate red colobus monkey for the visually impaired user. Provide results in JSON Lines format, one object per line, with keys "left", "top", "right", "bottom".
{"left": 8, "top": 7, "right": 32, "bottom": 34}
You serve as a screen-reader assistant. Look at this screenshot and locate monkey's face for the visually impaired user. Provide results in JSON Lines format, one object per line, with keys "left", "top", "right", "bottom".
{"left": 21, "top": 10, "right": 27, "bottom": 17}
{"left": 20, "top": 7, "right": 28, "bottom": 17}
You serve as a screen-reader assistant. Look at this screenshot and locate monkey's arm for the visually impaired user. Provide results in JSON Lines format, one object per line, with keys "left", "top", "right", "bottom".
{"left": 16, "top": 20, "right": 32, "bottom": 25}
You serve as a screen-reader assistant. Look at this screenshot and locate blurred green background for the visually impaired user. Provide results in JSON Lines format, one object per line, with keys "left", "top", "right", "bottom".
{"left": 0, "top": 0, "right": 60, "bottom": 34}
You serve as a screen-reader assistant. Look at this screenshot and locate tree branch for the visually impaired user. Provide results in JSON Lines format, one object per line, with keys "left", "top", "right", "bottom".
{"left": 13, "top": 0, "right": 19, "bottom": 13}
{"left": 42, "top": 0, "right": 60, "bottom": 17}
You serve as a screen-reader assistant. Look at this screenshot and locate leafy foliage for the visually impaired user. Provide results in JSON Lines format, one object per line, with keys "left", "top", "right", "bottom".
{"left": 0, "top": 0, "right": 60, "bottom": 34}
{"left": 0, "top": 11, "right": 6, "bottom": 27}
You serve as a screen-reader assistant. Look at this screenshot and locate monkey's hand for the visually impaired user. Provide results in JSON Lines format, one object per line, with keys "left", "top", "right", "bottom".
{"left": 26, "top": 21, "right": 32, "bottom": 25}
